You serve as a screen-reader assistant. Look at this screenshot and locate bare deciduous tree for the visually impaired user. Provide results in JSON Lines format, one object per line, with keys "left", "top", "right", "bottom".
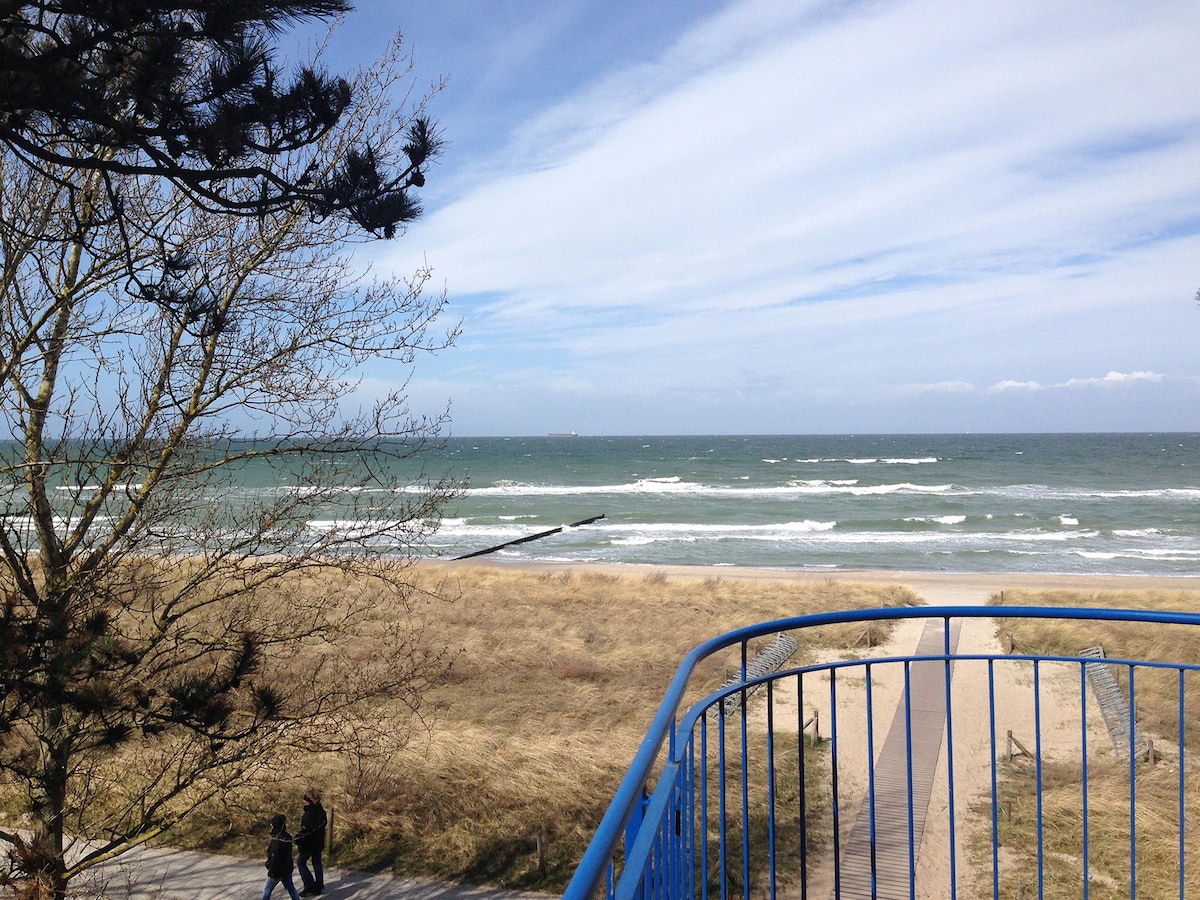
{"left": 0, "top": 27, "right": 458, "bottom": 900}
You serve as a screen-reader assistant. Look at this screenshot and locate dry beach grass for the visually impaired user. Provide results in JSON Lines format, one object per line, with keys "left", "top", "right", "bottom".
{"left": 90, "top": 563, "right": 1200, "bottom": 894}
{"left": 171, "top": 562, "right": 917, "bottom": 889}
{"left": 981, "top": 587, "right": 1200, "bottom": 899}
{"left": 333, "top": 563, "right": 920, "bottom": 888}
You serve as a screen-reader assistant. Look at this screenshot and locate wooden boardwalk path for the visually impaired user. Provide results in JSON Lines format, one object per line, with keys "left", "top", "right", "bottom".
{"left": 834, "top": 617, "right": 961, "bottom": 899}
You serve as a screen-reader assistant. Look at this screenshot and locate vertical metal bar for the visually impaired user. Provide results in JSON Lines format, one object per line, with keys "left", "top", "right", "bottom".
{"left": 735, "top": 641, "right": 748, "bottom": 900}
{"left": 691, "top": 734, "right": 700, "bottom": 900}
{"left": 944, "top": 616, "right": 958, "bottom": 900}
{"left": 626, "top": 788, "right": 647, "bottom": 900}
{"left": 660, "top": 809, "right": 668, "bottom": 900}
{"left": 740, "top": 676, "right": 751, "bottom": 899}
{"left": 663, "top": 823, "right": 670, "bottom": 900}
{"left": 797, "top": 672, "right": 809, "bottom": 900}
{"left": 1176, "top": 672, "right": 1185, "bottom": 900}
{"left": 988, "top": 659, "right": 999, "bottom": 900}
{"left": 829, "top": 669, "right": 842, "bottom": 899}
{"left": 1034, "top": 660, "right": 1045, "bottom": 900}
{"left": 678, "top": 738, "right": 687, "bottom": 900}
{"left": 701, "top": 713, "right": 710, "bottom": 900}
{"left": 904, "top": 660, "right": 917, "bottom": 897}
{"left": 1178, "top": 668, "right": 1186, "bottom": 900}
{"left": 1080, "top": 662, "right": 1090, "bottom": 900}
{"left": 670, "top": 757, "right": 680, "bottom": 900}
{"left": 766, "top": 680, "right": 778, "bottom": 900}
{"left": 719, "top": 708, "right": 728, "bottom": 900}
{"left": 652, "top": 817, "right": 662, "bottom": 900}
{"left": 676, "top": 770, "right": 683, "bottom": 900}
{"left": 1128, "top": 665, "right": 1137, "bottom": 900}
{"left": 864, "top": 662, "right": 878, "bottom": 897}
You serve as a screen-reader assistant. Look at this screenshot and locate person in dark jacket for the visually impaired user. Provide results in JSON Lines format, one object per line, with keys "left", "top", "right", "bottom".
{"left": 296, "top": 789, "right": 328, "bottom": 896}
{"left": 262, "top": 813, "right": 302, "bottom": 900}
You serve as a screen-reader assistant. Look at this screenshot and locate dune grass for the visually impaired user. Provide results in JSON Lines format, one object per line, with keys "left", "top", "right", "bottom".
{"left": 176, "top": 563, "right": 917, "bottom": 890}
{"left": 985, "top": 588, "right": 1200, "bottom": 899}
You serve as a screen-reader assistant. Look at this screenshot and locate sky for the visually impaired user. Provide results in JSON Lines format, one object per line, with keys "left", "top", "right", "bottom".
{"left": 305, "top": 0, "right": 1200, "bottom": 436}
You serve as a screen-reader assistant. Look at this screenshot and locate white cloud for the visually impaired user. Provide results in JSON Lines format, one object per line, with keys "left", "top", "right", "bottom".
{"left": 370, "top": 0, "right": 1200, "bottom": 434}
{"left": 990, "top": 371, "right": 1171, "bottom": 393}
{"left": 1062, "top": 371, "right": 1166, "bottom": 387}
{"left": 989, "top": 380, "right": 1045, "bottom": 393}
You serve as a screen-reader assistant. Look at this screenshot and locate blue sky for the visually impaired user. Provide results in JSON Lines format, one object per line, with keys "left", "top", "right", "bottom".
{"left": 313, "top": 0, "right": 1200, "bottom": 436}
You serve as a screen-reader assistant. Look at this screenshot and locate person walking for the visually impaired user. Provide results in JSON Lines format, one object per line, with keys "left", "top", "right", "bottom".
{"left": 297, "top": 788, "right": 328, "bottom": 896}
{"left": 263, "top": 813, "right": 302, "bottom": 900}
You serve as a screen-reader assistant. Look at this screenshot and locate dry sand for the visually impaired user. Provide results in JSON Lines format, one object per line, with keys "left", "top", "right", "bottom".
{"left": 453, "top": 561, "right": 1200, "bottom": 898}
{"left": 464, "top": 559, "right": 1200, "bottom": 602}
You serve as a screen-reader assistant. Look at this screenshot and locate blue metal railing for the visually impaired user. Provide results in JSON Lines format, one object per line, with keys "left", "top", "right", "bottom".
{"left": 564, "top": 605, "right": 1200, "bottom": 900}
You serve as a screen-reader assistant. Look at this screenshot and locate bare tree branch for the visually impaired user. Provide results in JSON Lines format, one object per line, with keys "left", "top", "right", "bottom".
{"left": 0, "top": 13, "right": 458, "bottom": 899}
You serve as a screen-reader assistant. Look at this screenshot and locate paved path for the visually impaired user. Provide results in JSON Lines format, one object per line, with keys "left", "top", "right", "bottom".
{"left": 71, "top": 843, "right": 556, "bottom": 900}
{"left": 833, "top": 616, "right": 962, "bottom": 900}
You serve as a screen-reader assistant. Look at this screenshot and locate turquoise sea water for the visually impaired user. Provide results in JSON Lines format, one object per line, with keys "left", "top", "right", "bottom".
{"left": 11, "top": 434, "right": 1200, "bottom": 576}
{"left": 423, "top": 433, "right": 1200, "bottom": 575}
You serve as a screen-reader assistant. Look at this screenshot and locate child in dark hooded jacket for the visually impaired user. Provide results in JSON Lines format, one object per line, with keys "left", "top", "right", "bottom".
{"left": 262, "top": 813, "right": 302, "bottom": 900}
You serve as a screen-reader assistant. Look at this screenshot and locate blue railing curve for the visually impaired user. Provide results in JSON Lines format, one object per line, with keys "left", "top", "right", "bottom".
{"left": 563, "top": 604, "right": 1200, "bottom": 900}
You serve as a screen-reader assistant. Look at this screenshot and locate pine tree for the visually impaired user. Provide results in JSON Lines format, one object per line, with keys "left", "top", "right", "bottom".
{"left": 0, "top": 1, "right": 440, "bottom": 236}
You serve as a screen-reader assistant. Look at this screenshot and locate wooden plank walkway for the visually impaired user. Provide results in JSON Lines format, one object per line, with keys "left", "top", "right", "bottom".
{"left": 833, "top": 618, "right": 961, "bottom": 899}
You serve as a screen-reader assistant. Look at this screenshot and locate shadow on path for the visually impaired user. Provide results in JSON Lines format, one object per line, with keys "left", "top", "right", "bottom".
{"left": 75, "top": 843, "right": 556, "bottom": 900}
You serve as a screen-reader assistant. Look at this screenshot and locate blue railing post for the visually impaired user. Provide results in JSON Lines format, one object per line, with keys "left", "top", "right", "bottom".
{"left": 623, "top": 787, "right": 650, "bottom": 900}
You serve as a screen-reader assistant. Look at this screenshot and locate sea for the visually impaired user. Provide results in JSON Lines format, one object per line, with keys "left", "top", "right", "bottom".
{"left": 419, "top": 433, "right": 1200, "bottom": 576}
{"left": 13, "top": 433, "right": 1200, "bottom": 577}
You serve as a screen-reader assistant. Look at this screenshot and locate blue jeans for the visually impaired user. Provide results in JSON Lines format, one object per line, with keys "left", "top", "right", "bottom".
{"left": 298, "top": 847, "right": 324, "bottom": 891}
{"left": 262, "top": 872, "right": 302, "bottom": 900}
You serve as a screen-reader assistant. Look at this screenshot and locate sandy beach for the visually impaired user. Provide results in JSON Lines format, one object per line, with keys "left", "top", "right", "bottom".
{"left": 439, "top": 558, "right": 1200, "bottom": 601}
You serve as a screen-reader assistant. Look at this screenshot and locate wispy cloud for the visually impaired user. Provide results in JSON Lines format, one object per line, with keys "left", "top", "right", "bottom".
{"left": 368, "top": 0, "right": 1200, "bottom": 434}
{"left": 1063, "top": 371, "right": 1167, "bottom": 388}
{"left": 990, "top": 371, "right": 1170, "bottom": 392}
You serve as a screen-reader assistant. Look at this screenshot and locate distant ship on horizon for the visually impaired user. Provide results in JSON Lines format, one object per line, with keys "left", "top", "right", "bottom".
{"left": 548, "top": 431, "right": 579, "bottom": 438}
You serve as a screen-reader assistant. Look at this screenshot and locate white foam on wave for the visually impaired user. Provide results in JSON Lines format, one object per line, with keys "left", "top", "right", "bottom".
{"left": 904, "top": 515, "right": 967, "bottom": 525}
{"left": 433, "top": 519, "right": 1114, "bottom": 548}
{"left": 996, "top": 529, "right": 1101, "bottom": 542}
{"left": 433, "top": 520, "right": 530, "bottom": 539}
{"left": 1086, "top": 487, "right": 1200, "bottom": 500}
{"left": 465, "top": 478, "right": 955, "bottom": 498}
{"left": 1058, "top": 515, "right": 1079, "bottom": 526}
{"left": 794, "top": 457, "right": 938, "bottom": 465}
{"left": 1076, "top": 548, "right": 1200, "bottom": 561}
{"left": 781, "top": 480, "right": 954, "bottom": 496}
{"left": 304, "top": 517, "right": 418, "bottom": 540}
{"left": 613, "top": 520, "right": 837, "bottom": 538}
{"left": 1, "top": 513, "right": 115, "bottom": 535}
{"left": 994, "top": 485, "right": 1200, "bottom": 502}
{"left": 825, "top": 482, "right": 953, "bottom": 496}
